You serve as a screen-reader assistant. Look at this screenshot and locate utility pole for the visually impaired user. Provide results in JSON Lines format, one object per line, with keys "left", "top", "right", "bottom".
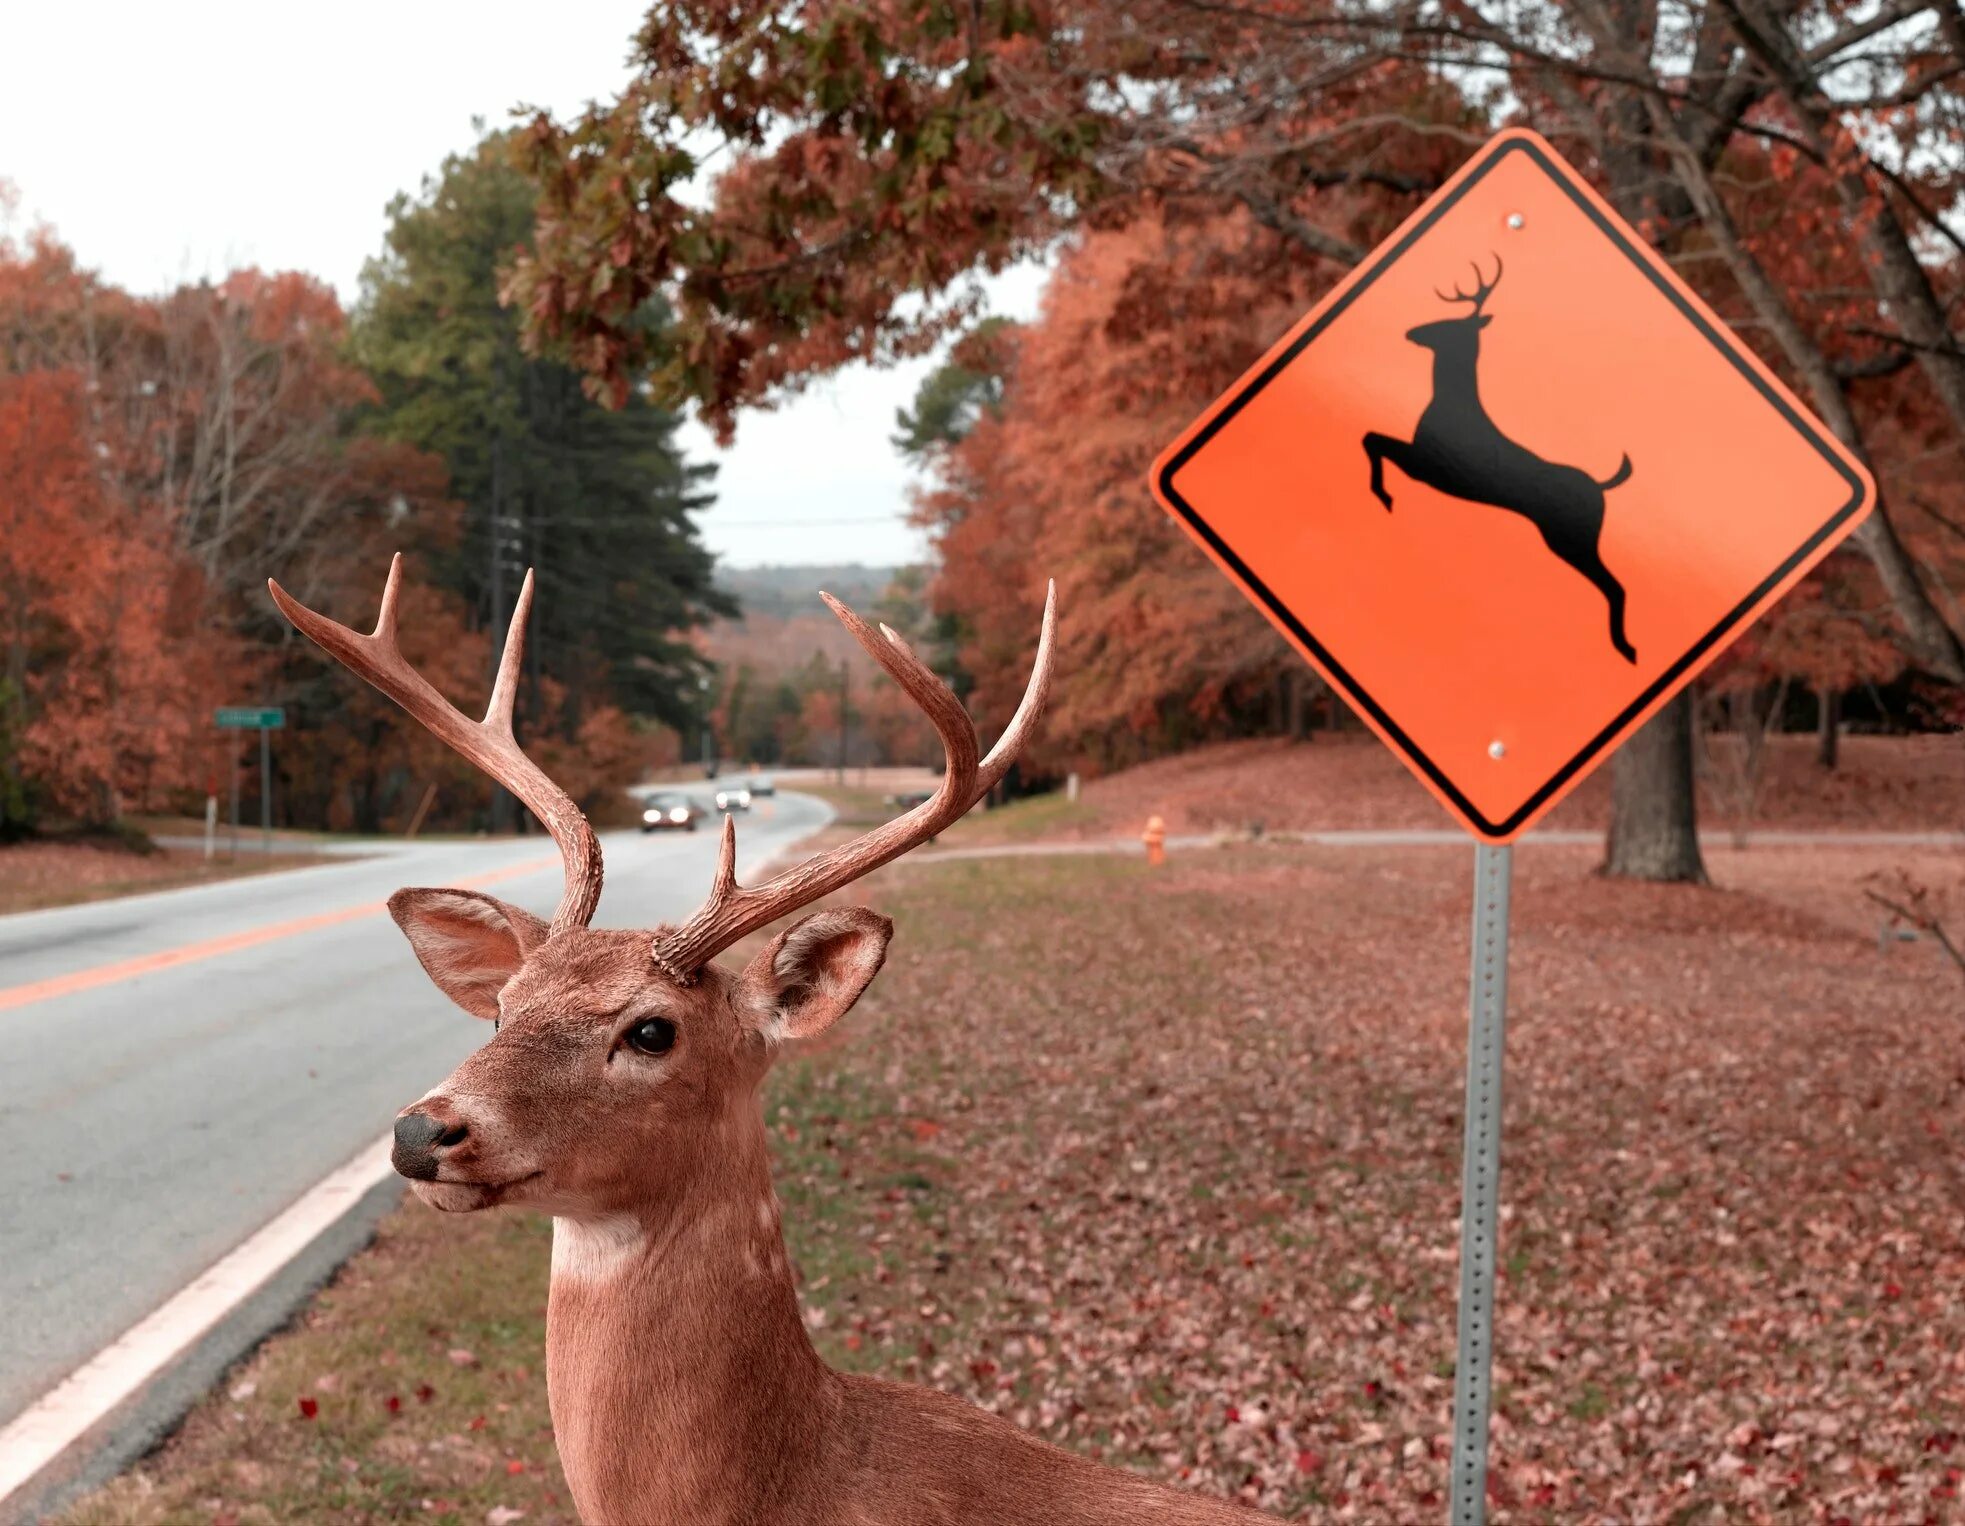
{"left": 699, "top": 672, "right": 715, "bottom": 778}
{"left": 836, "top": 658, "right": 849, "bottom": 785}
{"left": 259, "top": 727, "right": 272, "bottom": 854}
{"left": 487, "top": 434, "right": 515, "bottom": 835}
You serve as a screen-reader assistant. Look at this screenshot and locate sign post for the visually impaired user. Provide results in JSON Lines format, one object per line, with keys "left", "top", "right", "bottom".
{"left": 1149, "top": 128, "right": 1876, "bottom": 1523}
{"left": 214, "top": 708, "right": 285, "bottom": 857}
{"left": 1450, "top": 843, "right": 1511, "bottom": 1523}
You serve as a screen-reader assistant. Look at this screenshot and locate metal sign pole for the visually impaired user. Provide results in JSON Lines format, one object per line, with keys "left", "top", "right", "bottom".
{"left": 1449, "top": 842, "right": 1512, "bottom": 1526}
{"left": 259, "top": 728, "right": 272, "bottom": 854}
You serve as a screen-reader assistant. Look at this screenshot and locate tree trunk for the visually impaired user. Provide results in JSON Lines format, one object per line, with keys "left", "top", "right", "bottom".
{"left": 1286, "top": 669, "right": 1311, "bottom": 740}
{"left": 1557, "top": 34, "right": 1708, "bottom": 885}
{"left": 1603, "top": 693, "right": 1708, "bottom": 883}
{"left": 487, "top": 432, "right": 516, "bottom": 835}
{"left": 1643, "top": 94, "right": 1965, "bottom": 682}
{"left": 1722, "top": 3, "right": 1965, "bottom": 473}
{"left": 1817, "top": 687, "right": 1840, "bottom": 770}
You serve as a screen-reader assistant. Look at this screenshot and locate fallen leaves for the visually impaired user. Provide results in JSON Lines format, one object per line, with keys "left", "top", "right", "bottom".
{"left": 56, "top": 837, "right": 1965, "bottom": 1524}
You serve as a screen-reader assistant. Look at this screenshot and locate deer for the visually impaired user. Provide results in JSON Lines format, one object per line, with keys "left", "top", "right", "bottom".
{"left": 268, "top": 556, "right": 1263, "bottom": 1526}
{"left": 1361, "top": 254, "right": 1639, "bottom": 664}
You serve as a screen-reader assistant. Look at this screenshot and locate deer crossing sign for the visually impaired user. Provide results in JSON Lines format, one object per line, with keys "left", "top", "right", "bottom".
{"left": 1152, "top": 128, "right": 1874, "bottom": 842}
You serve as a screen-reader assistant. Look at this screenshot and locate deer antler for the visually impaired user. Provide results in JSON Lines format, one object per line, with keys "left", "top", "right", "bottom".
{"left": 650, "top": 583, "right": 1057, "bottom": 982}
{"left": 268, "top": 554, "right": 604, "bottom": 936}
{"left": 1435, "top": 253, "right": 1503, "bottom": 314}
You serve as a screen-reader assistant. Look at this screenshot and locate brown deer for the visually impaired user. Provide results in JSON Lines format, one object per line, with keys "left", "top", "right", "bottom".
{"left": 268, "top": 557, "right": 1261, "bottom": 1526}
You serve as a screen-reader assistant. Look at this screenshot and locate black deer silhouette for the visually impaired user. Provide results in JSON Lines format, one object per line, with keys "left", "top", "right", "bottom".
{"left": 1362, "top": 256, "right": 1637, "bottom": 664}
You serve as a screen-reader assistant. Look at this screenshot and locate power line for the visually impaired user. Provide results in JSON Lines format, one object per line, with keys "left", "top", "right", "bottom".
{"left": 701, "top": 514, "right": 911, "bottom": 528}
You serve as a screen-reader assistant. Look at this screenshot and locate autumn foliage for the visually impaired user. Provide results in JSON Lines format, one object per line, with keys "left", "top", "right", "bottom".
{"left": 2, "top": 140, "right": 725, "bottom": 839}
{"left": 517, "top": 2, "right": 1964, "bottom": 777}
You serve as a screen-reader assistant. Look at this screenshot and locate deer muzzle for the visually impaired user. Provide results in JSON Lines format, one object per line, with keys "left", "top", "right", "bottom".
{"left": 392, "top": 1104, "right": 469, "bottom": 1181}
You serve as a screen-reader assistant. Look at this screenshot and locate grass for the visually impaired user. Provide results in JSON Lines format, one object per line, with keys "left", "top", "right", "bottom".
{"left": 59, "top": 838, "right": 1965, "bottom": 1523}
{"left": 0, "top": 841, "right": 340, "bottom": 916}
{"left": 799, "top": 780, "right": 1098, "bottom": 846}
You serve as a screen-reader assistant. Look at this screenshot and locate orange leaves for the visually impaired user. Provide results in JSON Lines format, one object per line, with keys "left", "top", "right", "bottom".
{"left": 1, "top": 225, "right": 470, "bottom": 831}
{"left": 918, "top": 210, "right": 1337, "bottom": 766}
{"left": 0, "top": 366, "right": 220, "bottom": 822}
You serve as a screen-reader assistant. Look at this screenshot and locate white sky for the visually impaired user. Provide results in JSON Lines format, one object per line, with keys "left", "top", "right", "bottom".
{"left": 0, "top": 1, "right": 1042, "bottom": 569}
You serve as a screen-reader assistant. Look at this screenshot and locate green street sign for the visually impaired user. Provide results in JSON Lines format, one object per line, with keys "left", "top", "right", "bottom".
{"left": 214, "top": 706, "right": 285, "bottom": 730}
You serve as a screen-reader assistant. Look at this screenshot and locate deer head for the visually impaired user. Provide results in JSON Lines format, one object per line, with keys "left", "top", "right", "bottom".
{"left": 267, "top": 557, "right": 1055, "bottom": 1232}
{"left": 1405, "top": 253, "right": 1503, "bottom": 352}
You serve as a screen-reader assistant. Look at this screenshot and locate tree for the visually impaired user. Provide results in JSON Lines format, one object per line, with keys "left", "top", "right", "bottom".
{"left": 908, "top": 212, "right": 1346, "bottom": 768}
{"left": 515, "top": 1, "right": 1964, "bottom": 873}
{"left": 0, "top": 367, "right": 216, "bottom": 827}
{"left": 892, "top": 316, "right": 1015, "bottom": 461}
{"left": 354, "top": 130, "right": 732, "bottom": 823}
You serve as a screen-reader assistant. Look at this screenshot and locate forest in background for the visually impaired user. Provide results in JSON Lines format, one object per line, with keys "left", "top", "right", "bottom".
{"left": 9, "top": 4, "right": 1965, "bottom": 864}
{"left": 0, "top": 133, "right": 726, "bottom": 840}
{"left": 513, "top": 0, "right": 1965, "bottom": 880}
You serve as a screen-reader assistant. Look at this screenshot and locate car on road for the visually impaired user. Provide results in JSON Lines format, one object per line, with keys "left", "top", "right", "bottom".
{"left": 641, "top": 791, "right": 709, "bottom": 832}
{"left": 748, "top": 775, "right": 776, "bottom": 797}
{"left": 714, "top": 784, "right": 752, "bottom": 813}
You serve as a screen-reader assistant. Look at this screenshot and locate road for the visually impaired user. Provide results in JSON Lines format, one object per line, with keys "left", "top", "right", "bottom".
{"left": 0, "top": 792, "right": 830, "bottom": 1433}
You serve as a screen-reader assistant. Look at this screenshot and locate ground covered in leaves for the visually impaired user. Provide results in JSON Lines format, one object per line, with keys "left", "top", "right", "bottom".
{"left": 951, "top": 733, "right": 1962, "bottom": 844}
{"left": 66, "top": 839, "right": 1965, "bottom": 1524}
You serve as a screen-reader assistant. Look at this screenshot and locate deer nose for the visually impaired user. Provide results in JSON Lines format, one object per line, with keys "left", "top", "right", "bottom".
{"left": 393, "top": 1108, "right": 468, "bottom": 1181}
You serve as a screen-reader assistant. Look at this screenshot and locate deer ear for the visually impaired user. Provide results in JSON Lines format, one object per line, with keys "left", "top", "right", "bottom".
{"left": 388, "top": 888, "right": 550, "bottom": 1021}
{"left": 737, "top": 907, "right": 892, "bottom": 1044}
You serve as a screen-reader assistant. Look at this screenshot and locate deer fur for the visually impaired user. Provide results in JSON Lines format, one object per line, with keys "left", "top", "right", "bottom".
{"left": 388, "top": 891, "right": 1257, "bottom": 1525}
{"left": 271, "top": 563, "right": 1257, "bottom": 1522}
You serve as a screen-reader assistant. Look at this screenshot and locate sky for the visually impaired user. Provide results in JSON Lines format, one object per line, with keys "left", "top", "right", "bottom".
{"left": 0, "top": 1, "right": 1043, "bottom": 569}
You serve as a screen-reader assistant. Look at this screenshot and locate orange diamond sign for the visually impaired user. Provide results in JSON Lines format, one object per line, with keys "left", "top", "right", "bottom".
{"left": 1151, "top": 129, "right": 1874, "bottom": 841}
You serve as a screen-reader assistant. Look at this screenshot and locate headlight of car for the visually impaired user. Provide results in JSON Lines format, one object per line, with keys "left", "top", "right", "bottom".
{"left": 642, "top": 809, "right": 660, "bottom": 823}
{"left": 668, "top": 807, "right": 688, "bottom": 822}
{"left": 735, "top": 790, "right": 752, "bottom": 806}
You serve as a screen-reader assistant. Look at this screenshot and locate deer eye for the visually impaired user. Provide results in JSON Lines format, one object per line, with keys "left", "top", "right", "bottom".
{"left": 625, "top": 1018, "right": 677, "bottom": 1057}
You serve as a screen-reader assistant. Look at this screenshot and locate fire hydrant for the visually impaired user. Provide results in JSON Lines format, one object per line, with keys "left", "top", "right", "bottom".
{"left": 1142, "top": 814, "right": 1167, "bottom": 867}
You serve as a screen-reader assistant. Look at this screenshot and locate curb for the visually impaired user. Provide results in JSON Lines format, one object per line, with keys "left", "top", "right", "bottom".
{"left": 0, "top": 1171, "right": 405, "bottom": 1526}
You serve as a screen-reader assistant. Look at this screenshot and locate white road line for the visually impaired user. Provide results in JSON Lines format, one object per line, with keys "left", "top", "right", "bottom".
{"left": 0, "top": 1133, "right": 395, "bottom": 1506}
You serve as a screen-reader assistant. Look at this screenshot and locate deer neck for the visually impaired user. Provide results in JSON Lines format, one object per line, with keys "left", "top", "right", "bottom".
{"left": 544, "top": 1104, "right": 839, "bottom": 1526}
{"left": 1429, "top": 339, "right": 1484, "bottom": 406}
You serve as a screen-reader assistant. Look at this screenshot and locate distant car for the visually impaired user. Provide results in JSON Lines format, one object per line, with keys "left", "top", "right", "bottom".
{"left": 641, "top": 791, "right": 707, "bottom": 832}
{"left": 886, "top": 789, "right": 934, "bottom": 810}
{"left": 713, "top": 785, "right": 753, "bottom": 813}
{"left": 748, "top": 775, "right": 776, "bottom": 797}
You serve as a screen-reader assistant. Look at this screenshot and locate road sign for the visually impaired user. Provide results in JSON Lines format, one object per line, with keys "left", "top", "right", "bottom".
{"left": 1151, "top": 127, "right": 1874, "bottom": 843}
{"left": 1152, "top": 127, "right": 1880, "bottom": 1526}
{"left": 214, "top": 707, "right": 285, "bottom": 730}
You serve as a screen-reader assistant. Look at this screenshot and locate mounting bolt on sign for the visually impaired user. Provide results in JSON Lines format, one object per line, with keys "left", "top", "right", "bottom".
{"left": 1148, "top": 128, "right": 1873, "bottom": 1526}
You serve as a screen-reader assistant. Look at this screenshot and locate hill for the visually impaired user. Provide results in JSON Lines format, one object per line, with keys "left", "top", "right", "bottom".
{"left": 705, "top": 563, "right": 942, "bottom": 767}
{"left": 715, "top": 563, "right": 899, "bottom": 622}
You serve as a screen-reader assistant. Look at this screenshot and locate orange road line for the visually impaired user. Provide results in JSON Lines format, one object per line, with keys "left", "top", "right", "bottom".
{"left": 0, "top": 855, "right": 561, "bottom": 1015}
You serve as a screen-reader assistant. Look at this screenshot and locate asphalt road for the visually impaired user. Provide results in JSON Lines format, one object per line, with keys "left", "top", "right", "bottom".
{"left": 0, "top": 791, "right": 830, "bottom": 1431}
